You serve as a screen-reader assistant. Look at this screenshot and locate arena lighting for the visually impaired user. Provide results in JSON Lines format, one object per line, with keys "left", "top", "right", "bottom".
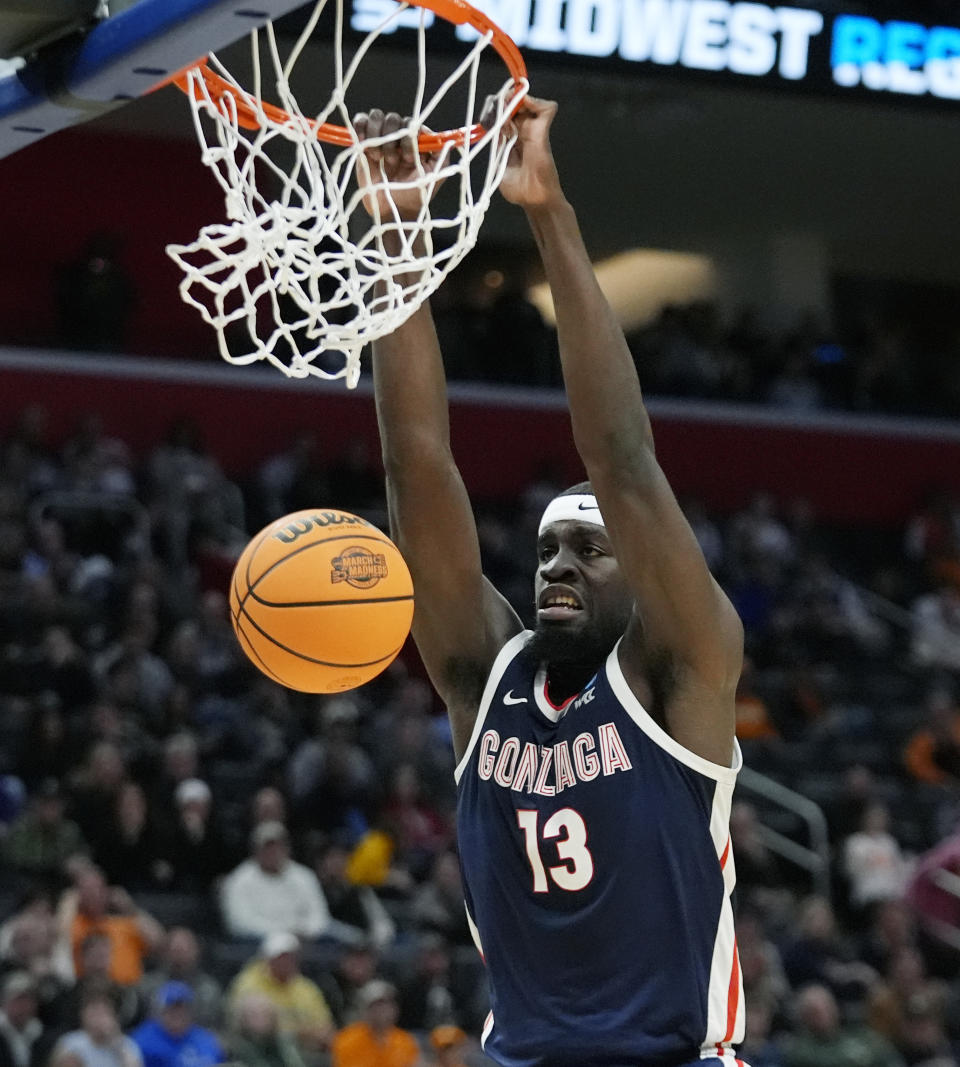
{"left": 350, "top": 0, "right": 960, "bottom": 103}
{"left": 527, "top": 248, "right": 717, "bottom": 332}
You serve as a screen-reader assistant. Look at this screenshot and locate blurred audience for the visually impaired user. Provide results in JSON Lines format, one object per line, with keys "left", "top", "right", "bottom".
{"left": 329, "top": 981, "right": 418, "bottom": 1067}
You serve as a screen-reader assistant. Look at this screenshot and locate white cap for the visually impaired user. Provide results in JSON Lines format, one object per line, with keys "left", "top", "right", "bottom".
{"left": 175, "top": 779, "right": 211, "bottom": 807}
{"left": 261, "top": 932, "right": 300, "bottom": 958}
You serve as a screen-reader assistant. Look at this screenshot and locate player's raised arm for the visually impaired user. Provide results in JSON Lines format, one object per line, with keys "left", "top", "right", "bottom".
{"left": 502, "top": 98, "right": 743, "bottom": 766}
{"left": 356, "top": 111, "right": 523, "bottom": 757}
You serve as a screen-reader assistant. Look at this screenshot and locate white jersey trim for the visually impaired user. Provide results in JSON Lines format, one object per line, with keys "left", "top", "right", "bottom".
{"left": 606, "top": 639, "right": 742, "bottom": 784}
{"left": 454, "top": 630, "right": 532, "bottom": 785}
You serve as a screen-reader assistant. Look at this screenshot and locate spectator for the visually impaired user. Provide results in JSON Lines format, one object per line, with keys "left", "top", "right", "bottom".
{"left": 330, "top": 981, "right": 418, "bottom": 1067}
{"left": 220, "top": 823, "right": 331, "bottom": 940}
{"left": 68, "top": 743, "right": 128, "bottom": 853}
{"left": 0, "top": 972, "right": 49, "bottom": 1067}
{"left": 227, "top": 934, "right": 333, "bottom": 1060}
{"left": 287, "top": 699, "right": 376, "bottom": 837}
{"left": 736, "top": 993, "right": 783, "bottom": 1067}
{"left": 904, "top": 687, "right": 960, "bottom": 787}
{"left": 139, "top": 929, "right": 222, "bottom": 1031}
{"left": 4, "top": 779, "right": 87, "bottom": 886}
{"left": 410, "top": 851, "right": 472, "bottom": 948}
{"left": 779, "top": 984, "right": 903, "bottom": 1067}
{"left": 781, "top": 896, "right": 877, "bottom": 1003}
{"left": 226, "top": 995, "right": 307, "bottom": 1067}
{"left": 381, "top": 764, "right": 451, "bottom": 880}
{"left": 312, "top": 841, "right": 395, "bottom": 951}
{"left": 164, "top": 780, "right": 232, "bottom": 893}
{"left": 47, "top": 932, "right": 144, "bottom": 1033}
{"left": 736, "top": 910, "right": 790, "bottom": 1019}
{"left": 94, "top": 783, "right": 170, "bottom": 893}
{"left": 842, "top": 802, "right": 911, "bottom": 919}
{"left": 60, "top": 867, "right": 163, "bottom": 986}
{"left": 130, "top": 982, "right": 224, "bottom": 1067}
{"left": 326, "top": 943, "right": 381, "bottom": 1028}
{"left": 396, "top": 934, "right": 467, "bottom": 1033}
{"left": 911, "top": 586, "right": 960, "bottom": 673}
{"left": 54, "top": 988, "right": 144, "bottom": 1067}
{"left": 0, "top": 912, "right": 71, "bottom": 1015}
{"left": 251, "top": 789, "right": 288, "bottom": 831}
{"left": 427, "top": 1025, "right": 469, "bottom": 1067}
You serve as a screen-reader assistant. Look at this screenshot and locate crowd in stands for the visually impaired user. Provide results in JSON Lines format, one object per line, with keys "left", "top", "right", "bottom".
{"left": 0, "top": 401, "right": 959, "bottom": 1067}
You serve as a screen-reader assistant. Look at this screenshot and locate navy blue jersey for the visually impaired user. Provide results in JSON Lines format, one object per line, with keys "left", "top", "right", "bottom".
{"left": 456, "top": 632, "right": 745, "bottom": 1067}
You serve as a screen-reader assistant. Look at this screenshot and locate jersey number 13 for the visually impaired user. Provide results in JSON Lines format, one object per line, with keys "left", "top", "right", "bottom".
{"left": 516, "top": 808, "right": 594, "bottom": 892}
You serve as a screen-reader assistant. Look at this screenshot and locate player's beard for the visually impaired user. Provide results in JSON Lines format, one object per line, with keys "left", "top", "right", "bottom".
{"left": 525, "top": 616, "right": 616, "bottom": 674}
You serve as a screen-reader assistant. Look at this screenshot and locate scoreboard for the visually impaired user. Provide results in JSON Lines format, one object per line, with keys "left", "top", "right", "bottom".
{"left": 349, "top": 0, "right": 960, "bottom": 105}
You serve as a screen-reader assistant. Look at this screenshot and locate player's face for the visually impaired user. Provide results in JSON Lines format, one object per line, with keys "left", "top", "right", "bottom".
{"left": 531, "top": 521, "right": 633, "bottom": 666}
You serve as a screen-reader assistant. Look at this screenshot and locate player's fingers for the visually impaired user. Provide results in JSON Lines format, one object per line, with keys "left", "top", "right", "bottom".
{"left": 363, "top": 107, "right": 385, "bottom": 161}
{"left": 479, "top": 93, "right": 500, "bottom": 131}
{"left": 400, "top": 116, "right": 416, "bottom": 163}
{"left": 382, "top": 112, "right": 403, "bottom": 171}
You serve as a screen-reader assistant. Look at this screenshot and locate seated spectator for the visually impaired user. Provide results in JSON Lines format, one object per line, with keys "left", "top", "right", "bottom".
{"left": 4, "top": 779, "right": 87, "bottom": 886}
{"left": 287, "top": 699, "right": 376, "bottom": 837}
{"left": 164, "top": 780, "right": 232, "bottom": 893}
{"left": 868, "top": 947, "right": 950, "bottom": 1062}
{"left": 910, "top": 585, "right": 960, "bottom": 673}
{"left": 226, "top": 995, "right": 306, "bottom": 1067}
{"left": 427, "top": 1026, "right": 469, "bottom": 1067}
{"left": 410, "top": 851, "right": 472, "bottom": 948}
{"left": 130, "top": 982, "right": 224, "bottom": 1067}
{"left": 139, "top": 930, "right": 222, "bottom": 1030}
{"left": 904, "top": 686, "right": 960, "bottom": 787}
{"left": 0, "top": 903, "right": 74, "bottom": 1001}
{"left": 781, "top": 896, "right": 877, "bottom": 1004}
{"left": 94, "top": 784, "right": 170, "bottom": 893}
{"left": 68, "top": 743, "right": 128, "bottom": 856}
{"left": 227, "top": 934, "right": 333, "bottom": 1061}
{"left": 842, "top": 803, "right": 911, "bottom": 921}
{"left": 779, "top": 984, "right": 903, "bottom": 1067}
{"left": 54, "top": 988, "right": 144, "bottom": 1067}
{"left": 59, "top": 866, "right": 164, "bottom": 986}
{"left": 0, "top": 972, "right": 51, "bottom": 1067}
{"left": 325, "top": 943, "right": 381, "bottom": 1028}
{"left": 728, "top": 802, "right": 791, "bottom": 910}
{"left": 381, "top": 764, "right": 452, "bottom": 880}
{"left": 736, "top": 910, "right": 789, "bottom": 1019}
{"left": 313, "top": 841, "right": 395, "bottom": 951}
{"left": 330, "top": 981, "right": 418, "bottom": 1067}
{"left": 396, "top": 934, "right": 468, "bottom": 1033}
{"left": 736, "top": 993, "right": 783, "bottom": 1067}
{"left": 220, "top": 823, "right": 331, "bottom": 940}
{"left": 47, "top": 933, "right": 143, "bottom": 1032}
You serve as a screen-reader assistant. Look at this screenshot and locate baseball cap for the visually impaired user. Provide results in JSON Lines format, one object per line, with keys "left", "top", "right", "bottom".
{"left": 358, "top": 979, "right": 396, "bottom": 1008}
{"left": 430, "top": 1025, "right": 467, "bottom": 1050}
{"left": 252, "top": 820, "right": 288, "bottom": 848}
{"left": 155, "top": 981, "right": 194, "bottom": 1008}
{"left": 261, "top": 932, "right": 300, "bottom": 959}
{"left": 175, "top": 778, "right": 211, "bottom": 807}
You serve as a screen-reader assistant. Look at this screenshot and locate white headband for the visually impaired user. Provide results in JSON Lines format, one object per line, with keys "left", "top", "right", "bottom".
{"left": 538, "top": 494, "right": 605, "bottom": 536}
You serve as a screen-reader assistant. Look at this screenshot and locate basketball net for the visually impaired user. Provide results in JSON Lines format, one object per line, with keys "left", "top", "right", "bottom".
{"left": 166, "top": 0, "right": 528, "bottom": 387}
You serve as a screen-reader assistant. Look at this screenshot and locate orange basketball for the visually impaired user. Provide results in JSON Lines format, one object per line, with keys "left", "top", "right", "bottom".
{"left": 229, "top": 508, "right": 414, "bottom": 693}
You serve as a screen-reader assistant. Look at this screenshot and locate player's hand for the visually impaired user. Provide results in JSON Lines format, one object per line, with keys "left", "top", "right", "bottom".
{"left": 493, "top": 95, "right": 563, "bottom": 209}
{"left": 353, "top": 109, "right": 444, "bottom": 221}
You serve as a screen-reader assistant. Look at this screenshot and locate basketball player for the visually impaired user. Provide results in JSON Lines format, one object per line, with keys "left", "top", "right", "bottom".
{"left": 356, "top": 98, "right": 747, "bottom": 1067}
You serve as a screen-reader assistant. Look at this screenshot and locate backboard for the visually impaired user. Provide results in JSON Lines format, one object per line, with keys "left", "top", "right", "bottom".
{"left": 0, "top": 0, "right": 312, "bottom": 160}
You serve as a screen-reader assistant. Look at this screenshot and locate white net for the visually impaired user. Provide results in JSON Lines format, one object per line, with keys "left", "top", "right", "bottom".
{"left": 166, "top": 0, "right": 527, "bottom": 387}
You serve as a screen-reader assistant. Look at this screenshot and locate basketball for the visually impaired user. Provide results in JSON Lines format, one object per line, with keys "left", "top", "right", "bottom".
{"left": 229, "top": 508, "right": 414, "bottom": 693}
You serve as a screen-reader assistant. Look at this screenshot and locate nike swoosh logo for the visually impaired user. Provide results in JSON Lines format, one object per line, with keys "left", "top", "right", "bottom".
{"left": 578, "top": 502, "right": 598, "bottom": 510}
{"left": 503, "top": 690, "right": 528, "bottom": 705}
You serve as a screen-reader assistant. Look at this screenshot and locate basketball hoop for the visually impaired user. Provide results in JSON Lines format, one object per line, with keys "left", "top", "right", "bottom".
{"left": 165, "top": 0, "right": 528, "bottom": 387}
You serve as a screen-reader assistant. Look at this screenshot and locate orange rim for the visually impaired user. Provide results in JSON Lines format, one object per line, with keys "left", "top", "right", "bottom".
{"left": 172, "top": 0, "right": 528, "bottom": 151}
